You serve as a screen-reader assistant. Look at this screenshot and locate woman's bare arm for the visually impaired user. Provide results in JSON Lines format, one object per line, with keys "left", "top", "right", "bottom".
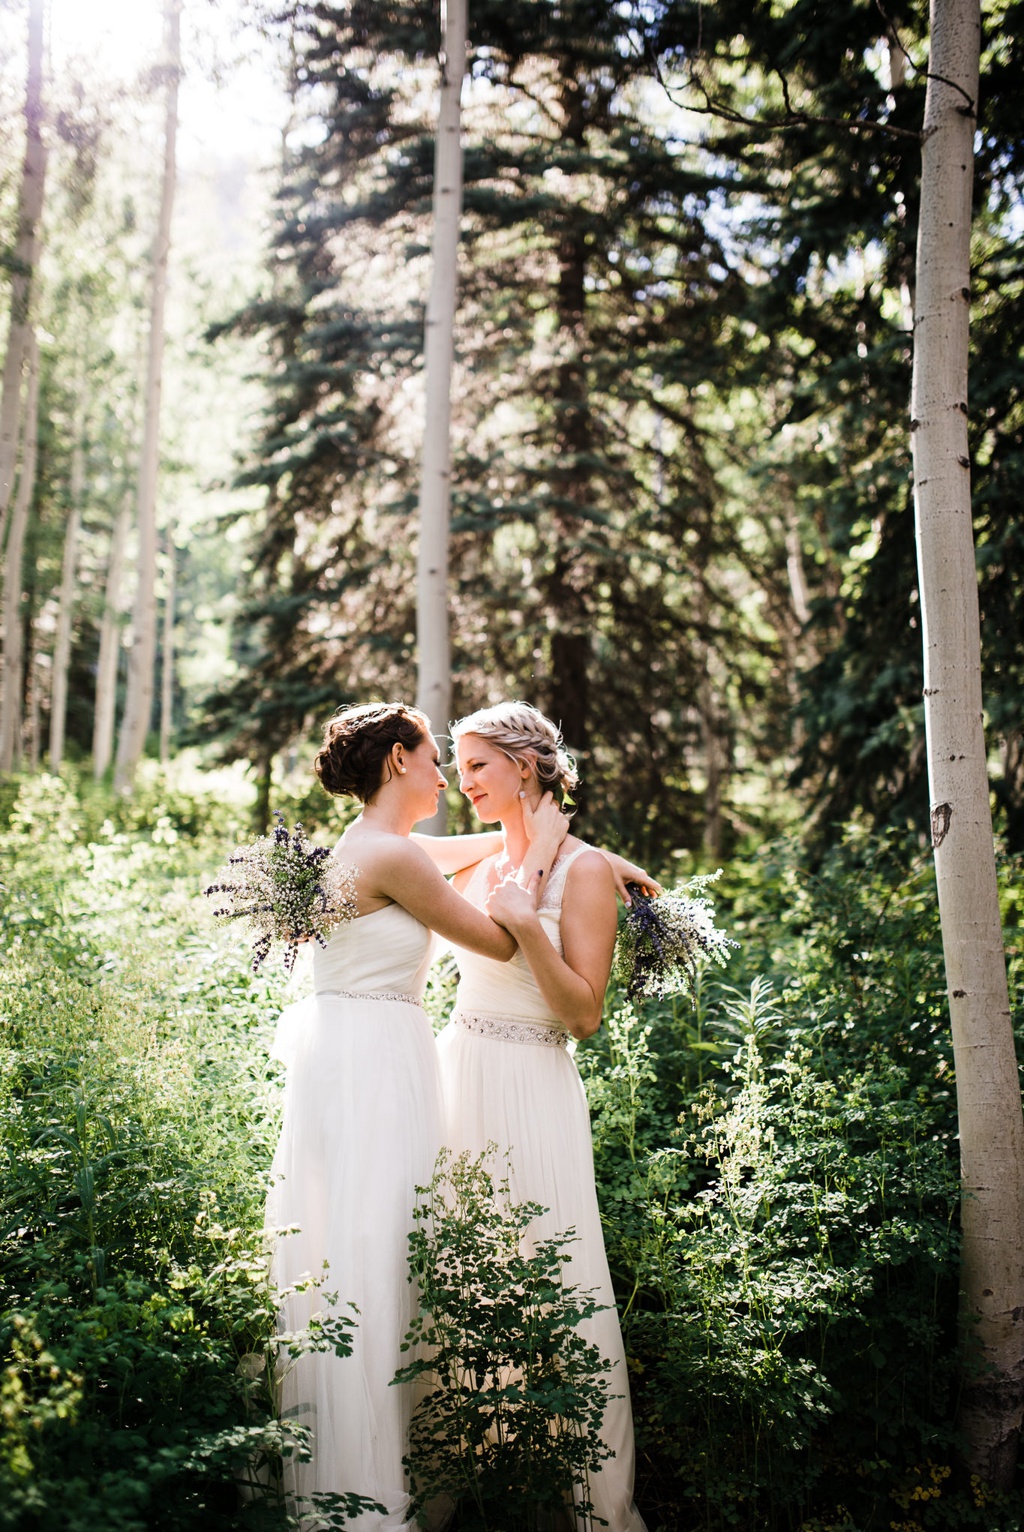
{"left": 411, "top": 829, "right": 504, "bottom": 876}
{"left": 356, "top": 834, "right": 517, "bottom": 960}
{"left": 485, "top": 851, "right": 617, "bottom": 1038}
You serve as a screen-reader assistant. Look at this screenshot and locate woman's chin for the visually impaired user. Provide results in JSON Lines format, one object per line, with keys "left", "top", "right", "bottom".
{"left": 470, "top": 803, "right": 501, "bottom": 825}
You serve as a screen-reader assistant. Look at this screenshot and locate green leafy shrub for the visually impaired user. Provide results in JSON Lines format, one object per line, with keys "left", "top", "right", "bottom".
{"left": 396, "top": 1150, "right": 613, "bottom": 1531}
{"left": 579, "top": 830, "right": 1024, "bottom": 1530}
{"left": 3, "top": 770, "right": 1021, "bottom": 1530}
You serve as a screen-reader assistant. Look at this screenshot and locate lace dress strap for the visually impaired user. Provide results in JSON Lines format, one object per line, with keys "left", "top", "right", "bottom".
{"left": 538, "top": 841, "right": 593, "bottom": 913}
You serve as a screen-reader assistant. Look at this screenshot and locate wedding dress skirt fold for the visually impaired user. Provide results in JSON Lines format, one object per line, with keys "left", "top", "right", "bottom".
{"left": 266, "top": 903, "right": 441, "bottom": 1530}
{"left": 437, "top": 846, "right": 647, "bottom": 1532}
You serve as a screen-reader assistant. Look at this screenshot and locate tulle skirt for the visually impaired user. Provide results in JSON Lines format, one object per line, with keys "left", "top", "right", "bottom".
{"left": 435, "top": 1017, "right": 647, "bottom": 1532}
{"left": 266, "top": 992, "right": 443, "bottom": 1529}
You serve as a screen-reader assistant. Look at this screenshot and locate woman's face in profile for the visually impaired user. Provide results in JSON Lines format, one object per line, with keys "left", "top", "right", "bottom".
{"left": 456, "top": 735, "right": 524, "bottom": 823}
{"left": 401, "top": 730, "right": 448, "bottom": 817}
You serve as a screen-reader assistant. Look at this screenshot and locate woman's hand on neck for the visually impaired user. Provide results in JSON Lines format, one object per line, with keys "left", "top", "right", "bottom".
{"left": 500, "top": 788, "right": 539, "bottom": 867}
{"left": 504, "top": 790, "right": 569, "bottom": 897}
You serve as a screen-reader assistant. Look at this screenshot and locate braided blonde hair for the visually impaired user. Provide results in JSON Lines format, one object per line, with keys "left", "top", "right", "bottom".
{"left": 450, "top": 702, "right": 578, "bottom": 805}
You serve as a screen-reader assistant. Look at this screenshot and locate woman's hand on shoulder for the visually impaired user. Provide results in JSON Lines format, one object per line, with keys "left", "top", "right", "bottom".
{"left": 598, "top": 848, "right": 663, "bottom": 904}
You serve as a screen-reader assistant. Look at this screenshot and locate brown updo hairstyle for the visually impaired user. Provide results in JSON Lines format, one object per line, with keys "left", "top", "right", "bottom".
{"left": 314, "top": 701, "right": 430, "bottom": 803}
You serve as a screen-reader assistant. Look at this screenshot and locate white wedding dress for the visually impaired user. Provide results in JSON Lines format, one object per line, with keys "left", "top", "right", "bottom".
{"left": 436, "top": 844, "right": 647, "bottom": 1532}
{"left": 266, "top": 902, "right": 441, "bottom": 1529}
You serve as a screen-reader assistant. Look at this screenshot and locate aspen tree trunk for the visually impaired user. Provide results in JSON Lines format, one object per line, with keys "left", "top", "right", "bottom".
{"left": 27, "top": 649, "right": 43, "bottom": 769}
{"left": 93, "top": 494, "right": 131, "bottom": 778}
{"left": 49, "top": 362, "right": 87, "bottom": 771}
{"left": 49, "top": 502, "right": 81, "bottom": 771}
{"left": 114, "top": 0, "right": 181, "bottom": 791}
{"left": 414, "top": 0, "right": 467, "bottom": 831}
{"left": 910, "top": 0, "right": 1024, "bottom": 1487}
{"left": 0, "top": 0, "right": 45, "bottom": 547}
{"left": 159, "top": 529, "right": 175, "bottom": 762}
{"left": 0, "top": 331, "right": 40, "bottom": 771}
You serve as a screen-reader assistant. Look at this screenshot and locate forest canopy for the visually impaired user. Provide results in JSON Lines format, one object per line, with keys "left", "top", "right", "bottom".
{"left": 0, "top": 0, "right": 1021, "bottom": 856}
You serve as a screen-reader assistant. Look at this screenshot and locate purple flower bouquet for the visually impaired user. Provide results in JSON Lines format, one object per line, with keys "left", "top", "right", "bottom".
{"left": 616, "top": 872, "right": 736, "bottom": 1002}
{"left": 205, "top": 813, "right": 358, "bottom": 972}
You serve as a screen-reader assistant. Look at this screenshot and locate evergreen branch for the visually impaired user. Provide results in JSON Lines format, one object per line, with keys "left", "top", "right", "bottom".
{"left": 642, "top": 32, "right": 921, "bottom": 143}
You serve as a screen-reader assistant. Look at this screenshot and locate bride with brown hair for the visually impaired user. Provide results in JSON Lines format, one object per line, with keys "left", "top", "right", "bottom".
{"left": 438, "top": 701, "right": 649, "bottom": 1532}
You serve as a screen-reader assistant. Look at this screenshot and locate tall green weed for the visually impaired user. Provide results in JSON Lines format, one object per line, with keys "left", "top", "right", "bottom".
{"left": 0, "top": 772, "right": 300, "bottom": 1528}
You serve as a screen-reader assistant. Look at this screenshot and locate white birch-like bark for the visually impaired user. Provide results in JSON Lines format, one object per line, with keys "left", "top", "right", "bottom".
{"left": 48, "top": 502, "right": 81, "bottom": 772}
{"left": 159, "top": 528, "right": 175, "bottom": 762}
{"left": 0, "top": 331, "right": 40, "bottom": 770}
{"left": 910, "top": 0, "right": 1024, "bottom": 1487}
{"left": 27, "top": 650, "right": 44, "bottom": 769}
{"left": 49, "top": 360, "right": 87, "bottom": 771}
{"left": 114, "top": 0, "right": 181, "bottom": 791}
{"left": 414, "top": 0, "right": 467, "bottom": 830}
{"left": 0, "top": 0, "right": 46, "bottom": 548}
{"left": 93, "top": 493, "right": 131, "bottom": 778}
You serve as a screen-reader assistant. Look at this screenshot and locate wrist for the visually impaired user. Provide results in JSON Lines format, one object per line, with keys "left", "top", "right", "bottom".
{"left": 526, "top": 836, "right": 561, "bottom": 870}
{"left": 503, "top": 905, "right": 542, "bottom": 939}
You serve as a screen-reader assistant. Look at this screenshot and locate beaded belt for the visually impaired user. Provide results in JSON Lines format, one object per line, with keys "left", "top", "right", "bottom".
{"left": 316, "top": 989, "right": 423, "bottom": 1007}
{"left": 453, "top": 1010, "right": 570, "bottom": 1049}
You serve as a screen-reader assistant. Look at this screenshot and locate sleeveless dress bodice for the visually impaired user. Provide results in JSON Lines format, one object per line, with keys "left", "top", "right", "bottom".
{"left": 448, "top": 842, "right": 591, "bottom": 1041}
{"left": 313, "top": 901, "right": 435, "bottom": 999}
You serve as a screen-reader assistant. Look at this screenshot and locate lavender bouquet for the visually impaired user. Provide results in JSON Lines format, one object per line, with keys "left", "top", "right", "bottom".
{"left": 205, "top": 813, "right": 358, "bottom": 972}
{"left": 615, "top": 872, "right": 736, "bottom": 1002}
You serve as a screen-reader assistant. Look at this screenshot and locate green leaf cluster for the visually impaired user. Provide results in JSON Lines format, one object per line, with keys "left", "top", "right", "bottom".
{"left": 396, "top": 1149, "right": 613, "bottom": 1531}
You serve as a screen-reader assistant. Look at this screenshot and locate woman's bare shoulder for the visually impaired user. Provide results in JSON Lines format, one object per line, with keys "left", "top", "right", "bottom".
{"left": 564, "top": 844, "right": 615, "bottom": 892}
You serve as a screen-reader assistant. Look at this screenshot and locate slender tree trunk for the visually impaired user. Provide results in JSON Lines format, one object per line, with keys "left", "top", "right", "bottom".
{"left": 93, "top": 493, "right": 131, "bottom": 778}
{"left": 0, "top": 331, "right": 40, "bottom": 771}
{"left": 690, "top": 580, "right": 724, "bottom": 856}
{"left": 252, "top": 743, "right": 273, "bottom": 834}
{"left": 159, "top": 527, "right": 175, "bottom": 762}
{"left": 0, "top": 0, "right": 46, "bottom": 548}
{"left": 545, "top": 78, "right": 595, "bottom": 781}
{"left": 49, "top": 502, "right": 81, "bottom": 772}
{"left": 910, "top": 0, "right": 1024, "bottom": 1488}
{"left": 27, "top": 648, "right": 43, "bottom": 769}
{"left": 415, "top": 0, "right": 467, "bottom": 831}
{"left": 114, "top": 0, "right": 181, "bottom": 791}
{"left": 49, "top": 360, "right": 87, "bottom": 771}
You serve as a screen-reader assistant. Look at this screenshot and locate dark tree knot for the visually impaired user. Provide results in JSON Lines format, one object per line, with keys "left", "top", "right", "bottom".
{"left": 931, "top": 801, "right": 953, "bottom": 847}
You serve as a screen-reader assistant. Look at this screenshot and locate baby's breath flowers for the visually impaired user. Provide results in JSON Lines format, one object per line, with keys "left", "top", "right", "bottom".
{"left": 615, "top": 872, "right": 737, "bottom": 1002}
{"left": 205, "top": 813, "right": 358, "bottom": 972}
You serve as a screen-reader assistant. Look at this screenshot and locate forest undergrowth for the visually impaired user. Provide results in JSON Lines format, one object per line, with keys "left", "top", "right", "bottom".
{"left": 1, "top": 765, "right": 1022, "bottom": 1532}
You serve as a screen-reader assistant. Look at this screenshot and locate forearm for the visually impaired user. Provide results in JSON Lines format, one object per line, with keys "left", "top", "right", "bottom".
{"left": 515, "top": 830, "right": 565, "bottom": 901}
{"left": 411, "top": 829, "right": 504, "bottom": 876}
{"left": 505, "top": 916, "right": 603, "bottom": 1039}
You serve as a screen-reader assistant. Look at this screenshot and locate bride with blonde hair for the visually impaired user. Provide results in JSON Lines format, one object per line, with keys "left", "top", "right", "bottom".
{"left": 438, "top": 700, "right": 650, "bottom": 1532}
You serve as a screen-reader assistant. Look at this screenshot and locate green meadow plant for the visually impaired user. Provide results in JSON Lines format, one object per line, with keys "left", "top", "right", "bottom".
{"left": 577, "top": 831, "right": 1024, "bottom": 1530}
{"left": 396, "top": 1150, "right": 613, "bottom": 1531}
{"left": 2, "top": 772, "right": 1021, "bottom": 1529}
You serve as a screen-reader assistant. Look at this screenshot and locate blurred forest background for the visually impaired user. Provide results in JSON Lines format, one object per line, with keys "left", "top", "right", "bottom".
{"left": 0, "top": 0, "right": 1020, "bottom": 855}
{"left": 1, "top": 0, "right": 1023, "bottom": 1529}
